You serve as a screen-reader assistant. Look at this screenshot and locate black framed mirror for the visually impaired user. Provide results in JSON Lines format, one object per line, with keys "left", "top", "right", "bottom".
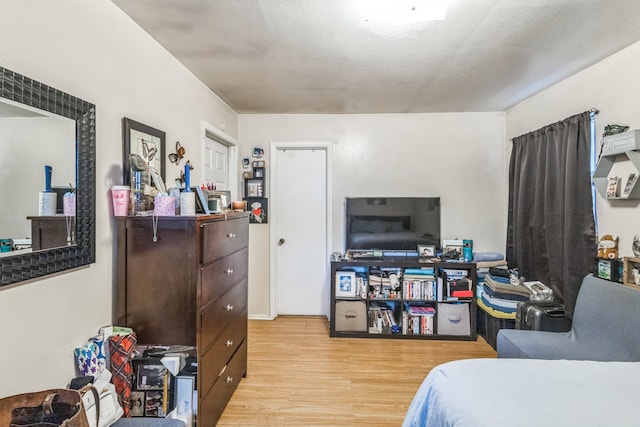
{"left": 0, "top": 67, "right": 96, "bottom": 287}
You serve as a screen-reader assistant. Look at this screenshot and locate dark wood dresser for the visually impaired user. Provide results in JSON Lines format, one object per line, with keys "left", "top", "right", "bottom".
{"left": 114, "top": 211, "right": 249, "bottom": 425}
{"left": 28, "top": 215, "right": 75, "bottom": 250}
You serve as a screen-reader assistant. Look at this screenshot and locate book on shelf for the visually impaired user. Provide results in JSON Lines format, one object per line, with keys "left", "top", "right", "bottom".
{"left": 607, "top": 175, "right": 619, "bottom": 198}
{"left": 446, "top": 277, "right": 472, "bottom": 299}
{"left": 402, "top": 278, "right": 436, "bottom": 300}
{"left": 402, "top": 305, "right": 435, "bottom": 335}
{"left": 622, "top": 173, "right": 638, "bottom": 197}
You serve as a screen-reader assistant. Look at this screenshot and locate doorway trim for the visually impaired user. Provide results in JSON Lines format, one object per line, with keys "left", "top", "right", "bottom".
{"left": 269, "top": 141, "right": 333, "bottom": 319}
{"left": 200, "top": 120, "right": 239, "bottom": 200}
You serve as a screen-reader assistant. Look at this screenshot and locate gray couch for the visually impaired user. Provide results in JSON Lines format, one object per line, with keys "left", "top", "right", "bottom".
{"left": 497, "top": 274, "right": 640, "bottom": 361}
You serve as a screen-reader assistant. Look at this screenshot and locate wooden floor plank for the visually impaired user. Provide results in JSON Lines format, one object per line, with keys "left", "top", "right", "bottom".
{"left": 217, "top": 316, "right": 496, "bottom": 426}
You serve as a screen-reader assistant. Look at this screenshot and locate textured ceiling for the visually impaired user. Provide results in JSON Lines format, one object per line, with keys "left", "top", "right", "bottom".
{"left": 112, "top": 0, "right": 640, "bottom": 114}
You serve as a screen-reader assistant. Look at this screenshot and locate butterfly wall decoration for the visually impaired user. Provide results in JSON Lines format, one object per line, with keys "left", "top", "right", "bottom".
{"left": 168, "top": 141, "right": 186, "bottom": 165}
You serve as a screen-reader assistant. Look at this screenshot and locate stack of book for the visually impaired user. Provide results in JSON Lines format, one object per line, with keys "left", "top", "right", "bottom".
{"left": 403, "top": 268, "right": 436, "bottom": 300}
{"left": 403, "top": 304, "right": 436, "bottom": 335}
{"left": 368, "top": 302, "right": 398, "bottom": 333}
{"left": 442, "top": 269, "right": 473, "bottom": 300}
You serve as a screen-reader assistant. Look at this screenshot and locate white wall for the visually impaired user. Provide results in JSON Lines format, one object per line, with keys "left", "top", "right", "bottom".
{"left": 506, "top": 40, "right": 640, "bottom": 257}
{"left": 0, "top": 0, "right": 237, "bottom": 397}
{"left": 239, "top": 113, "right": 507, "bottom": 317}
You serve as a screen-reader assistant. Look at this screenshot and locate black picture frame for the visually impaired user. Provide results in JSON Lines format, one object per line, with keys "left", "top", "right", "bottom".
{"left": 122, "top": 117, "right": 166, "bottom": 186}
{"left": 245, "top": 197, "right": 268, "bottom": 224}
{"left": 253, "top": 167, "right": 265, "bottom": 178}
{"left": 418, "top": 244, "right": 436, "bottom": 257}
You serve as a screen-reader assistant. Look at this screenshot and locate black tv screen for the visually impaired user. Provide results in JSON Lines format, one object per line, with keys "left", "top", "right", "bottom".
{"left": 345, "top": 197, "right": 441, "bottom": 251}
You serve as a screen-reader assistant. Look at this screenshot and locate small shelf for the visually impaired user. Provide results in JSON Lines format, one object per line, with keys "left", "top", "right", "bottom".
{"left": 593, "top": 130, "right": 640, "bottom": 199}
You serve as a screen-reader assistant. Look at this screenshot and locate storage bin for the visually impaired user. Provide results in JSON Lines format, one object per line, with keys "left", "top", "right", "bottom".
{"left": 476, "top": 304, "right": 515, "bottom": 350}
{"left": 335, "top": 300, "right": 367, "bottom": 332}
{"left": 437, "top": 303, "right": 470, "bottom": 336}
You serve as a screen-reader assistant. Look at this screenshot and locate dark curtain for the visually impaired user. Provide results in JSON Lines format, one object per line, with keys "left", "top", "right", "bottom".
{"left": 506, "top": 112, "right": 596, "bottom": 318}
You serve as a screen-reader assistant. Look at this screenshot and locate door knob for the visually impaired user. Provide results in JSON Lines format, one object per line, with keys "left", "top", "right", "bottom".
{"left": 278, "top": 238, "right": 285, "bottom": 246}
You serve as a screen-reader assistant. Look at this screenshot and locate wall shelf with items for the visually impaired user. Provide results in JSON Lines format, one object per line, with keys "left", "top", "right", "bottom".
{"left": 243, "top": 160, "right": 268, "bottom": 224}
{"left": 593, "top": 129, "right": 640, "bottom": 199}
{"left": 330, "top": 259, "right": 477, "bottom": 340}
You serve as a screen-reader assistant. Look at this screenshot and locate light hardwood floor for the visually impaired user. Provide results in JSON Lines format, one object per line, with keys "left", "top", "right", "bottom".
{"left": 217, "top": 316, "right": 496, "bottom": 426}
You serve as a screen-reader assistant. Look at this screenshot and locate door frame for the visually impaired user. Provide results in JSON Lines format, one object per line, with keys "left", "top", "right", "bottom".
{"left": 200, "top": 120, "right": 239, "bottom": 200}
{"left": 269, "top": 141, "right": 333, "bottom": 318}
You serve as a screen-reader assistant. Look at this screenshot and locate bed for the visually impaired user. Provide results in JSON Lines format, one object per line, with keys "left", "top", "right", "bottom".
{"left": 347, "top": 215, "right": 438, "bottom": 250}
{"left": 403, "top": 358, "right": 638, "bottom": 427}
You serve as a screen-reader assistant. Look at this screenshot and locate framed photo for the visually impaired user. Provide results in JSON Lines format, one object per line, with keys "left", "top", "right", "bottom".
{"left": 242, "top": 171, "right": 253, "bottom": 179}
{"left": 252, "top": 160, "right": 265, "bottom": 167}
{"left": 418, "top": 244, "right": 436, "bottom": 257}
{"left": 245, "top": 197, "right": 268, "bottom": 224}
{"left": 135, "top": 363, "right": 168, "bottom": 390}
{"left": 253, "top": 167, "right": 265, "bottom": 178}
{"left": 123, "top": 117, "right": 166, "bottom": 186}
{"left": 442, "top": 239, "right": 464, "bottom": 260}
{"left": 245, "top": 178, "right": 264, "bottom": 197}
{"left": 149, "top": 166, "right": 166, "bottom": 194}
{"left": 209, "top": 190, "right": 231, "bottom": 209}
{"left": 129, "top": 391, "right": 145, "bottom": 417}
{"left": 192, "top": 187, "right": 210, "bottom": 214}
{"left": 335, "top": 271, "right": 357, "bottom": 298}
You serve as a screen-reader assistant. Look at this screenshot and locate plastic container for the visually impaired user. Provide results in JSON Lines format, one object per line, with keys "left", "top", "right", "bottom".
{"left": 111, "top": 185, "right": 130, "bottom": 216}
{"left": 63, "top": 193, "right": 76, "bottom": 216}
{"left": 154, "top": 195, "right": 176, "bottom": 216}
{"left": 463, "top": 239, "right": 473, "bottom": 262}
{"left": 0, "top": 239, "right": 12, "bottom": 253}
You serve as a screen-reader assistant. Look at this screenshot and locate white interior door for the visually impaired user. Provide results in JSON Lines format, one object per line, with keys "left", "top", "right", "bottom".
{"left": 273, "top": 145, "right": 330, "bottom": 316}
{"left": 203, "top": 137, "right": 229, "bottom": 190}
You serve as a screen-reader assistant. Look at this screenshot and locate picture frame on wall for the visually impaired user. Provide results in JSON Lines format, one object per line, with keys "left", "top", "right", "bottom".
{"left": 122, "top": 117, "right": 166, "bottom": 186}
{"left": 245, "top": 197, "right": 268, "bottom": 224}
{"left": 335, "top": 271, "right": 357, "bottom": 298}
{"left": 253, "top": 167, "right": 265, "bottom": 178}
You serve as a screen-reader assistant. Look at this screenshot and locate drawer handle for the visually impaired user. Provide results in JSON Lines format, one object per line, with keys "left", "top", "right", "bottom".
{"left": 225, "top": 304, "right": 234, "bottom": 311}
{"left": 226, "top": 268, "right": 234, "bottom": 275}
{"left": 227, "top": 232, "right": 236, "bottom": 239}
{"left": 226, "top": 339, "right": 233, "bottom": 347}
{"left": 226, "top": 376, "right": 234, "bottom": 384}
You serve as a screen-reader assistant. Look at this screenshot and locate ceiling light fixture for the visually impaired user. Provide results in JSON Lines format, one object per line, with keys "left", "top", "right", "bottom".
{"left": 358, "top": 0, "right": 448, "bottom": 24}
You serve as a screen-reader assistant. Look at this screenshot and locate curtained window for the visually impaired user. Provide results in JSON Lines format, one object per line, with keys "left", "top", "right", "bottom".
{"left": 506, "top": 111, "right": 596, "bottom": 318}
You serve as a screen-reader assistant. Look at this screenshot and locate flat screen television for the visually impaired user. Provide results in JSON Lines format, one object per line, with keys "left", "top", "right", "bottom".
{"left": 345, "top": 197, "right": 441, "bottom": 251}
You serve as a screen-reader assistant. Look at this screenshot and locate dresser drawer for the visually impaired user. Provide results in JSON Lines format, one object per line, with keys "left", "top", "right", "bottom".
{"left": 199, "top": 339, "right": 247, "bottom": 425}
{"left": 200, "top": 279, "right": 247, "bottom": 352}
{"left": 201, "top": 247, "right": 248, "bottom": 309}
{"left": 201, "top": 217, "right": 248, "bottom": 264}
{"left": 200, "top": 308, "right": 247, "bottom": 398}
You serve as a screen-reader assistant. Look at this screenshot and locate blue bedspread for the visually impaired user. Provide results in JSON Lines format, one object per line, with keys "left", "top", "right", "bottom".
{"left": 403, "top": 358, "right": 638, "bottom": 427}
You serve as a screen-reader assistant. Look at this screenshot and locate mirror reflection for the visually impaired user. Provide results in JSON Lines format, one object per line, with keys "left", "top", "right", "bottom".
{"left": 0, "top": 98, "right": 75, "bottom": 256}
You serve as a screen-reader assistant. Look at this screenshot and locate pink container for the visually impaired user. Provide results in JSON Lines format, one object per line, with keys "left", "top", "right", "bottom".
{"left": 154, "top": 196, "right": 176, "bottom": 216}
{"left": 63, "top": 193, "right": 76, "bottom": 216}
{"left": 111, "top": 185, "right": 130, "bottom": 216}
